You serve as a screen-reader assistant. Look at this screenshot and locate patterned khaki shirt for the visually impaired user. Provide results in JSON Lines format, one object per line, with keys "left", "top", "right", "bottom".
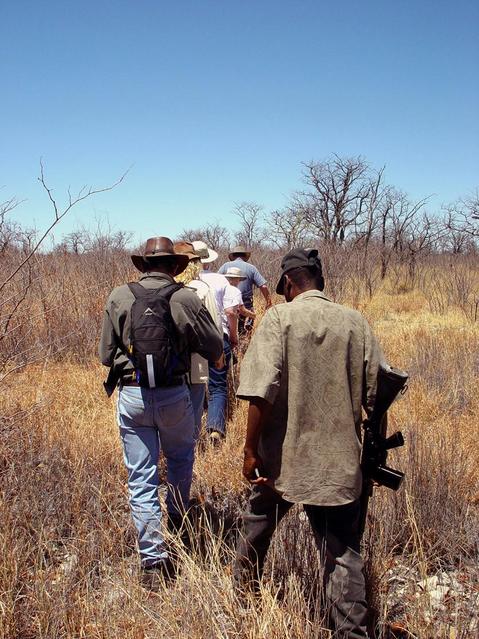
{"left": 237, "top": 290, "right": 384, "bottom": 506}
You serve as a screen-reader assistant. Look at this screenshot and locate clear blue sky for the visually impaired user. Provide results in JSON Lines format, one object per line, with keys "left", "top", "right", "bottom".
{"left": 1, "top": 0, "right": 478, "bottom": 245}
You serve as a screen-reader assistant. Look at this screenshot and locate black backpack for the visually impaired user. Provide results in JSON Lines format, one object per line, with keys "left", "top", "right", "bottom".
{"left": 127, "top": 282, "right": 183, "bottom": 387}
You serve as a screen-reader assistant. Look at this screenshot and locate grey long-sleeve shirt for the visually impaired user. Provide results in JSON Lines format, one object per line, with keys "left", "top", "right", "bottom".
{"left": 99, "top": 272, "right": 223, "bottom": 383}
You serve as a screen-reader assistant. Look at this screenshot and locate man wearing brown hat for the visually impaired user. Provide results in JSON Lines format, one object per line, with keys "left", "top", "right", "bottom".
{"left": 99, "top": 237, "right": 222, "bottom": 586}
{"left": 234, "top": 248, "right": 384, "bottom": 638}
{"left": 218, "top": 246, "right": 271, "bottom": 331}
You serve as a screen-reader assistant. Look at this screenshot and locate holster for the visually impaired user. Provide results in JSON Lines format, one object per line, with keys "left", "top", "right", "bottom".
{"left": 103, "top": 365, "right": 121, "bottom": 397}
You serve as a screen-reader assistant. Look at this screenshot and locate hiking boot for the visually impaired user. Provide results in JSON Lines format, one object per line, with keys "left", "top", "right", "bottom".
{"left": 140, "top": 558, "right": 175, "bottom": 591}
{"left": 208, "top": 430, "right": 223, "bottom": 447}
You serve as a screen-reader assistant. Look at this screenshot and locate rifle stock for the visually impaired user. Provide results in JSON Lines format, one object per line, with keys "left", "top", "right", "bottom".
{"left": 359, "top": 365, "right": 408, "bottom": 536}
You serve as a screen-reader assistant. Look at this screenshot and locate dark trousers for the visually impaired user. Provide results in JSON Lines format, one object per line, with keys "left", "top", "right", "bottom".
{"left": 235, "top": 485, "right": 368, "bottom": 639}
{"left": 238, "top": 302, "right": 254, "bottom": 335}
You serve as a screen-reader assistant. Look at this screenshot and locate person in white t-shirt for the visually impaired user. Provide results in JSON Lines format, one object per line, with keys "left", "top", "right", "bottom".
{"left": 174, "top": 242, "right": 223, "bottom": 441}
{"left": 192, "top": 240, "right": 240, "bottom": 444}
{"left": 223, "top": 267, "right": 256, "bottom": 325}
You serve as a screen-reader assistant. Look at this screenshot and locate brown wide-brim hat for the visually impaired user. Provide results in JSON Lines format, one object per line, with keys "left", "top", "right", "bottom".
{"left": 131, "top": 236, "right": 190, "bottom": 274}
{"left": 173, "top": 241, "right": 200, "bottom": 261}
{"left": 228, "top": 245, "right": 251, "bottom": 261}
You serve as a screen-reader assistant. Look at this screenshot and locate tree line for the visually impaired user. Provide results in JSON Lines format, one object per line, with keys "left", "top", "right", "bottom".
{"left": 1, "top": 155, "right": 478, "bottom": 380}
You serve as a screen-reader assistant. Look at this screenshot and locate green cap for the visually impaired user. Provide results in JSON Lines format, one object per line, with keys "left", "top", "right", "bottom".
{"left": 276, "top": 248, "right": 323, "bottom": 294}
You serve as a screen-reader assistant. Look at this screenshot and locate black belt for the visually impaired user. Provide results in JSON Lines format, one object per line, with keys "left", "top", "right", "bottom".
{"left": 121, "top": 378, "right": 140, "bottom": 387}
{"left": 120, "top": 376, "right": 186, "bottom": 388}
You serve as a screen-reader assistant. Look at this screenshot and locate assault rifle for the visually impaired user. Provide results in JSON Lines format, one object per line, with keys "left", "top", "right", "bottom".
{"left": 359, "top": 364, "right": 409, "bottom": 536}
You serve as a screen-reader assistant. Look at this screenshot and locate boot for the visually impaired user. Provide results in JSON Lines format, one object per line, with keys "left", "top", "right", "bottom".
{"left": 140, "top": 557, "right": 175, "bottom": 591}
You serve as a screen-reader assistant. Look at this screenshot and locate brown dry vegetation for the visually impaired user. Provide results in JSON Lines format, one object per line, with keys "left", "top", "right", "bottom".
{"left": 1, "top": 253, "right": 479, "bottom": 638}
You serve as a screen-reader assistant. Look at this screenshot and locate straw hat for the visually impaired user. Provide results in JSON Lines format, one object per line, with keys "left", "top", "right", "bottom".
{"left": 191, "top": 240, "right": 218, "bottom": 264}
{"left": 223, "top": 267, "right": 247, "bottom": 280}
{"left": 228, "top": 245, "right": 251, "bottom": 261}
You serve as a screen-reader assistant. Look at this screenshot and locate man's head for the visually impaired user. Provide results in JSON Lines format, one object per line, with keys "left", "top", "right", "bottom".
{"left": 131, "top": 237, "right": 189, "bottom": 276}
{"left": 228, "top": 245, "right": 251, "bottom": 262}
{"left": 223, "top": 266, "right": 247, "bottom": 287}
{"left": 191, "top": 240, "right": 218, "bottom": 270}
{"left": 276, "top": 248, "right": 324, "bottom": 302}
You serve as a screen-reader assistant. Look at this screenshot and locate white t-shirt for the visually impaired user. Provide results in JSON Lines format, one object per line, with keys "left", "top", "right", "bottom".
{"left": 185, "top": 279, "right": 221, "bottom": 384}
{"left": 199, "top": 271, "right": 239, "bottom": 335}
{"left": 224, "top": 284, "right": 243, "bottom": 309}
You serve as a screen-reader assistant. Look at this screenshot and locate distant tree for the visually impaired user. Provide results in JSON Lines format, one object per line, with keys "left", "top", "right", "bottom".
{"left": 0, "top": 196, "right": 23, "bottom": 255}
{"left": 443, "top": 191, "right": 479, "bottom": 252}
{"left": 232, "top": 201, "right": 266, "bottom": 249}
{"left": 296, "top": 155, "right": 372, "bottom": 244}
{"left": 265, "top": 206, "right": 313, "bottom": 249}
{"left": 179, "top": 221, "right": 230, "bottom": 250}
{"left": 60, "top": 229, "right": 88, "bottom": 254}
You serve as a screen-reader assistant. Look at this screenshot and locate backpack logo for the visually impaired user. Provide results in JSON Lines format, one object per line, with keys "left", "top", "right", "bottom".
{"left": 143, "top": 307, "right": 157, "bottom": 316}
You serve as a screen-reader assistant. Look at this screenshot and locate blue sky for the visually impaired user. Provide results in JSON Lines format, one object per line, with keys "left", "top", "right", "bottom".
{"left": 1, "top": 0, "right": 478, "bottom": 245}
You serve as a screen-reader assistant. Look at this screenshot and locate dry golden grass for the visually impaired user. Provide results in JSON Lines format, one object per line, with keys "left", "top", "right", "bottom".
{"left": 1, "top": 280, "right": 478, "bottom": 638}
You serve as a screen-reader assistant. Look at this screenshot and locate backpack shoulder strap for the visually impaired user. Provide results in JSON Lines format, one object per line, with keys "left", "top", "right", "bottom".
{"left": 155, "top": 282, "right": 183, "bottom": 300}
{"left": 127, "top": 282, "right": 147, "bottom": 299}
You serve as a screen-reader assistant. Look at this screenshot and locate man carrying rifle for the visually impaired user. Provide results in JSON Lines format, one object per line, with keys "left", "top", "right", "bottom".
{"left": 235, "top": 248, "right": 385, "bottom": 638}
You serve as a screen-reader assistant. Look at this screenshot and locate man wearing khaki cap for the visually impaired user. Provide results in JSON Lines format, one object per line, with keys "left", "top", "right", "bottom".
{"left": 99, "top": 237, "right": 222, "bottom": 587}
{"left": 235, "top": 247, "right": 384, "bottom": 638}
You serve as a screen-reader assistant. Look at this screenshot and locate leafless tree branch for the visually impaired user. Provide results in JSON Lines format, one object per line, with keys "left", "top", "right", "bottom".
{"left": 0, "top": 162, "right": 129, "bottom": 293}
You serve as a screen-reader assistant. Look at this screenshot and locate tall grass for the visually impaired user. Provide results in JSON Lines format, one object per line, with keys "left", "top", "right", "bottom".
{"left": 1, "top": 267, "right": 478, "bottom": 637}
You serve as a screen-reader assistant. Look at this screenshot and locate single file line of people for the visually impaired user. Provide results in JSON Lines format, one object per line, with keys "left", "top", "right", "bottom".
{"left": 99, "top": 239, "right": 387, "bottom": 638}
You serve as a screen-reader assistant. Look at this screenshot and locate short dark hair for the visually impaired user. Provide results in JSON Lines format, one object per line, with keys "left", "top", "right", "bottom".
{"left": 144, "top": 256, "right": 178, "bottom": 273}
{"left": 286, "top": 266, "right": 324, "bottom": 291}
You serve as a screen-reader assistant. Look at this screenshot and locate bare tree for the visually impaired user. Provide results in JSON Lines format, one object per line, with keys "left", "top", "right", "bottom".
{"left": 179, "top": 221, "right": 230, "bottom": 250}
{"left": 265, "top": 206, "right": 313, "bottom": 249}
{"left": 443, "top": 191, "right": 479, "bottom": 251}
{"left": 0, "top": 163, "right": 128, "bottom": 381}
{"left": 0, "top": 196, "right": 24, "bottom": 255}
{"left": 403, "top": 212, "right": 444, "bottom": 281}
{"left": 296, "top": 155, "right": 372, "bottom": 244}
{"left": 1, "top": 162, "right": 128, "bottom": 294}
{"left": 374, "top": 189, "right": 432, "bottom": 283}
{"left": 232, "top": 201, "right": 266, "bottom": 248}
{"left": 59, "top": 229, "right": 88, "bottom": 254}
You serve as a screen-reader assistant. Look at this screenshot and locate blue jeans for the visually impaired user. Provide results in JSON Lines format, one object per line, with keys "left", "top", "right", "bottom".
{"left": 117, "top": 384, "right": 195, "bottom": 567}
{"left": 189, "top": 382, "right": 206, "bottom": 441}
{"left": 207, "top": 336, "right": 231, "bottom": 435}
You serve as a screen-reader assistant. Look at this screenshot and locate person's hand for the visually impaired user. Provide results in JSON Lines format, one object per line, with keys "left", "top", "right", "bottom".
{"left": 243, "top": 448, "right": 268, "bottom": 484}
{"left": 214, "top": 353, "right": 225, "bottom": 369}
{"left": 265, "top": 299, "right": 272, "bottom": 310}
